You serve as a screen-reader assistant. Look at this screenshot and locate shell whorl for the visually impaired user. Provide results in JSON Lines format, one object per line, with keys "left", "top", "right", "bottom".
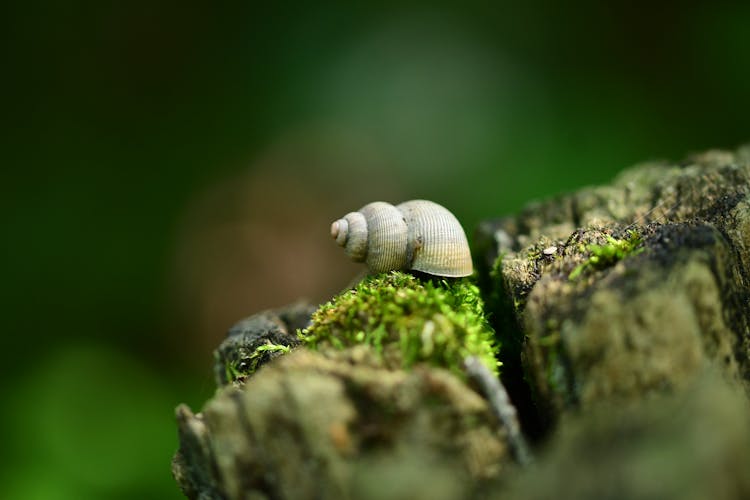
{"left": 359, "top": 202, "right": 409, "bottom": 273}
{"left": 396, "top": 200, "right": 473, "bottom": 277}
{"left": 331, "top": 211, "right": 368, "bottom": 262}
{"left": 331, "top": 200, "right": 473, "bottom": 278}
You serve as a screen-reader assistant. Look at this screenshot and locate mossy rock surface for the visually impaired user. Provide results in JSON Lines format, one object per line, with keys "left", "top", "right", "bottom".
{"left": 173, "top": 348, "right": 511, "bottom": 500}
{"left": 173, "top": 272, "right": 512, "bottom": 499}
{"left": 475, "top": 146, "right": 750, "bottom": 431}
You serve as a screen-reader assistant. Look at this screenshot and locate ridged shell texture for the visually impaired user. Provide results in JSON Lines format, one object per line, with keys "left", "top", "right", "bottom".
{"left": 397, "top": 200, "right": 473, "bottom": 277}
{"left": 331, "top": 199, "right": 473, "bottom": 278}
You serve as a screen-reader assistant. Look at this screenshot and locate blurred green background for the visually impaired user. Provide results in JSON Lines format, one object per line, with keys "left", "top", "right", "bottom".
{"left": 3, "top": 1, "right": 749, "bottom": 498}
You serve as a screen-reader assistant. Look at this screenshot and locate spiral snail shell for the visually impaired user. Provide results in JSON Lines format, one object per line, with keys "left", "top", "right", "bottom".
{"left": 330, "top": 200, "right": 473, "bottom": 277}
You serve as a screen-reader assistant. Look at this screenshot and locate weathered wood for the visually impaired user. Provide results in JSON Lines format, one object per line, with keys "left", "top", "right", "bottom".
{"left": 173, "top": 349, "right": 512, "bottom": 499}
{"left": 476, "top": 146, "right": 750, "bottom": 433}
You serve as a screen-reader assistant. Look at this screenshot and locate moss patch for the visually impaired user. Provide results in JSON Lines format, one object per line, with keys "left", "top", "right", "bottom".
{"left": 221, "top": 342, "right": 293, "bottom": 385}
{"left": 568, "top": 230, "right": 643, "bottom": 281}
{"left": 300, "top": 272, "right": 499, "bottom": 377}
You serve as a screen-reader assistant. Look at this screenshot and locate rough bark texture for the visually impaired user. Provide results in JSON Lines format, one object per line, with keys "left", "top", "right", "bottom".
{"left": 174, "top": 145, "right": 750, "bottom": 499}
{"left": 475, "top": 146, "right": 750, "bottom": 435}
{"left": 213, "top": 301, "right": 316, "bottom": 386}
{"left": 174, "top": 348, "right": 511, "bottom": 500}
{"left": 499, "top": 371, "right": 750, "bottom": 500}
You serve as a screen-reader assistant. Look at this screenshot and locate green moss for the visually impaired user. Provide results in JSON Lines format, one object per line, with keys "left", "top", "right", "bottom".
{"left": 569, "top": 230, "right": 644, "bottom": 281}
{"left": 221, "top": 342, "right": 292, "bottom": 384}
{"left": 299, "top": 271, "right": 499, "bottom": 377}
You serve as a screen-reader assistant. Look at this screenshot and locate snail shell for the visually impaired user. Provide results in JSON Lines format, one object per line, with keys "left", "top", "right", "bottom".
{"left": 330, "top": 200, "right": 473, "bottom": 277}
